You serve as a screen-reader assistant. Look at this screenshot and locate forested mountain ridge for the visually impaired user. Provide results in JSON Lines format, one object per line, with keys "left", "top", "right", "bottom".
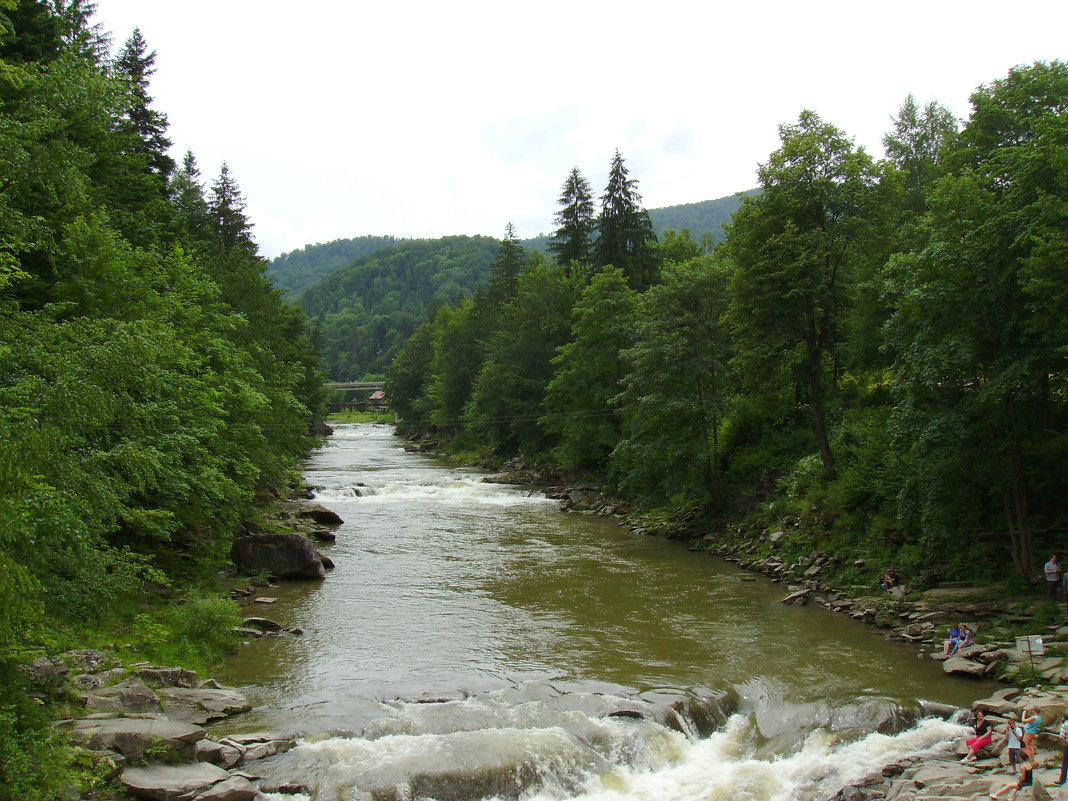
{"left": 266, "top": 191, "right": 752, "bottom": 298}
{"left": 298, "top": 235, "right": 499, "bottom": 379}
{"left": 386, "top": 67, "right": 1068, "bottom": 597}
{"left": 267, "top": 234, "right": 401, "bottom": 296}
{"left": 518, "top": 190, "right": 755, "bottom": 254}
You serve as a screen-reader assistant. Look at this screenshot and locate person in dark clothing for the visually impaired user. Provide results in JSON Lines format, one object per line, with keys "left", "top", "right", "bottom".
{"left": 990, "top": 758, "right": 1033, "bottom": 799}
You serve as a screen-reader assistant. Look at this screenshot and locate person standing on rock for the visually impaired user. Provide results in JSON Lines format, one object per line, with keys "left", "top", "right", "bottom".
{"left": 1022, "top": 707, "right": 1042, "bottom": 758}
{"left": 1055, "top": 711, "right": 1068, "bottom": 785}
{"left": 1045, "top": 554, "right": 1061, "bottom": 600}
{"left": 996, "top": 712, "right": 1025, "bottom": 774}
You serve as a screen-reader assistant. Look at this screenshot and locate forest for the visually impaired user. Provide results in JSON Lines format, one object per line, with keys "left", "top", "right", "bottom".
{"left": 298, "top": 235, "right": 500, "bottom": 379}
{"left": 272, "top": 193, "right": 752, "bottom": 382}
{"left": 0, "top": 2, "right": 324, "bottom": 796}
{"left": 386, "top": 64, "right": 1068, "bottom": 595}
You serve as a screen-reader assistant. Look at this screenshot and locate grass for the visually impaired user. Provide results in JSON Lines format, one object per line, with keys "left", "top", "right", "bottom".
{"left": 328, "top": 409, "right": 395, "bottom": 424}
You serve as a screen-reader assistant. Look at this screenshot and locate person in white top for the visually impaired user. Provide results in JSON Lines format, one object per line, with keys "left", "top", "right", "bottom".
{"left": 1045, "top": 554, "right": 1061, "bottom": 601}
{"left": 996, "top": 712, "right": 1025, "bottom": 774}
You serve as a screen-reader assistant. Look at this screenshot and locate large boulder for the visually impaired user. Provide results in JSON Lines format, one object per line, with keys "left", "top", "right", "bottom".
{"left": 230, "top": 532, "right": 325, "bottom": 579}
{"left": 119, "top": 762, "right": 229, "bottom": 801}
{"left": 296, "top": 504, "right": 344, "bottom": 526}
{"left": 20, "top": 655, "right": 71, "bottom": 696}
{"left": 195, "top": 739, "right": 242, "bottom": 769}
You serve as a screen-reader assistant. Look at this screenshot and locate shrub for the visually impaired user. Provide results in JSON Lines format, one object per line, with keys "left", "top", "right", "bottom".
{"left": 132, "top": 596, "right": 241, "bottom": 673}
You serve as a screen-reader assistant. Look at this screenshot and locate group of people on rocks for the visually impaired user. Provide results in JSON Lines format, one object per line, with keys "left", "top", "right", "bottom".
{"left": 962, "top": 706, "right": 1068, "bottom": 800}
{"left": 942, "top": 623, "right": 975, "bottom": 655}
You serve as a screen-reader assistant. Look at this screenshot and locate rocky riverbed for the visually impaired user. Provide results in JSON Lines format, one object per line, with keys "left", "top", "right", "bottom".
{"left": 828, "top": 684, "right": 1068, "bottom": 801}
{"left": 25, "top": 648, "right": 300, "bottom": 801}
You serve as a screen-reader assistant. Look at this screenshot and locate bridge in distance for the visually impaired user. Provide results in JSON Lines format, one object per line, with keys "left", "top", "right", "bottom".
{"left": 325, "top": 381, "right": 385, "bottom": 391}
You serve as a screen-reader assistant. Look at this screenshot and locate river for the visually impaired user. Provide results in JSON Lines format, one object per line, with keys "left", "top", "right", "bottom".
{"left": 218, "top": 422, "right": 995, "bottom": 801}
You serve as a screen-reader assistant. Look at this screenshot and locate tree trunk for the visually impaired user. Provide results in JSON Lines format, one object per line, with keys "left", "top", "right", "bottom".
{"left": 809, "top": 355, "right": 835, "bottom": 472}
{"left": 1002, "top": 393, "right": 1034, "bottom": 580}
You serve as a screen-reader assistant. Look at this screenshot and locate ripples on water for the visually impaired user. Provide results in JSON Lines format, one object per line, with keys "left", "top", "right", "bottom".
{"left": 223, "top": 423, "right": 989, "bottom": 801}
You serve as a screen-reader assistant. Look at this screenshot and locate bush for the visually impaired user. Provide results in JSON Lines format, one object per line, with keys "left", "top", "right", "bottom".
{"left": 1032, "top": 601, "right": 1061, "bottom": 630}
{"left": 132, "top": 596, "right": 241, "bottom": 673}
{"left": 0, "top": 664, "right": 72, "bottom": 801}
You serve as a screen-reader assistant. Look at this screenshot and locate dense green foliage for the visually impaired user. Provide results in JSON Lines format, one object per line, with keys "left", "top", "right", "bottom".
{"left": 298, "top": 234, "right": 499, "bottom": 379}
{"left": 0, "top": 2, "right": 323, "bottom": 794}
{"left": 388, "top": 65, "right": 1068, "bottom": 592}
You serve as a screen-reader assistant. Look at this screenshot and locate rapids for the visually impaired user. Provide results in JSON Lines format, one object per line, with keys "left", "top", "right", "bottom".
{"left": 218, "top": 423, "right": 994, "bottom": 801}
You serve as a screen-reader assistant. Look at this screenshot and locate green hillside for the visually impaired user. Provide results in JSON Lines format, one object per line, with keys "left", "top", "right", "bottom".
{"left": 268, "top": 235, "right": 403, "bottom": 295}
{"left": 520, "top": 190, "right": 755, "bottom": 253}
{"left": 648, "top": 190, "right": 758, "bottom": 240}
{"left": 299, "top": 235, "right": 500, "bottom": 379}
{"left": 267, "top": 191, "right": 754, "bottom": 295}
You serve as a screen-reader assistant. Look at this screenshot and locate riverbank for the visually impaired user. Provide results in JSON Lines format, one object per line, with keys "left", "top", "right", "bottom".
{"left": 14, "top": 478, "right": 341, "bottom": 801}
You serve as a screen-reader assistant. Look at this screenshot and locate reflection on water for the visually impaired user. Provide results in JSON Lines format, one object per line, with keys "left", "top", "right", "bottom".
{"left": 218, "top": 423, "right": 993, "bottom": 801}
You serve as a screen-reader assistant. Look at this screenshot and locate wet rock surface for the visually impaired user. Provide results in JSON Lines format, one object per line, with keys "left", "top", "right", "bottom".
{"left": 230, "top": 531, "right": 326, "bottom": 579}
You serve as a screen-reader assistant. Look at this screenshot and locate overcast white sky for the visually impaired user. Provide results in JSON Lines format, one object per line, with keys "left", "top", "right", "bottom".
{"left": 91, "top": 1, "right": 1066, "bottom": 258}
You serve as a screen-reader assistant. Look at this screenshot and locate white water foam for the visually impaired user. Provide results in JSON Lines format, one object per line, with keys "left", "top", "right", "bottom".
{"left": 265, "top": 700, "right": 966, "bottom": 801}
{"left": 313, "top": 477, "right": 555, "bottom": 507}
{"left": 521, "top": 715, "right": 966, "bottom": 801}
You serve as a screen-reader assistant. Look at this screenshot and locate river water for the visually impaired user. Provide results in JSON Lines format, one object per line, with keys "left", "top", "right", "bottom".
{"left": 218, "top": 423, "right": 994, "bottom": 801}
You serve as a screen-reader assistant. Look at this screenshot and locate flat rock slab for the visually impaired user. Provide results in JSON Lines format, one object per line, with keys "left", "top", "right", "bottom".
{"left": 942, "top": 657, "right": 987, "bottom": 677}
{"left": 160, "top": 687, "right": 251, "bottom": 725}
{"left": 68, "top": 716, "right": 205, "bottom": 758}
{"left": 188, "top": 774, "right": 259, "bottom": 801}
{"left": 120, "top": 761, "right": 229, "bottom": 800}
{"left": 242, "top": 617, "right": 282, "bottom": 632}
{"left": 83, "top": 677, "right": 163, "bottom": 714}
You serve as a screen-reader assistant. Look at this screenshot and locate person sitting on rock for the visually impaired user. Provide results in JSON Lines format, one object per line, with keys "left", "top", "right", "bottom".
{"left": 990, "top": 758, "right": 1033, "bottom": 800}
{"left": 943, "top": 624, "right": 962, "bottom": 655}
{"left": 949, "top": 624, "right": 974, "bottom": 655}
{"left": 962, "top": 708, "right": 993, "bottom": 762}
{"left": 881, "top": 568, "right": 900, "bottom": 592}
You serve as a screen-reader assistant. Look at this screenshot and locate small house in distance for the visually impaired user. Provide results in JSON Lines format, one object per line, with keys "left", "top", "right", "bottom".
{"left": 369, "top": 390, "right": 387, "bottom": 409}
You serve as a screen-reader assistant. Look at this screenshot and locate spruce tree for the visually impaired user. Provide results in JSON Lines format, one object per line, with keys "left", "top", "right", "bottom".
{"left": 208, "top": 162, "right": 256, "bottom": 255}
{"left": 548, "top": 167, "right": 595, "bottom": 273}
{"left": 595, "top": 150, "right": 659, "bottom": 291}
{"left": 170, "top": 150, "right": 210, "bottom": 240}
{"left": 487, "top": 222, "right": 525, "bottom": 307}
{"left": 114, "top": 27, "right": 175, "bottom": 180}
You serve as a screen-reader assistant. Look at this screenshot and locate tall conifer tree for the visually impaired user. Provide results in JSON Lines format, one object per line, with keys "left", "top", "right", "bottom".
{"left": 114, "top": 27, "right": 175, "bottom": 180}
{"left": 487, "top": 222, "right": 525, "bottom": 307}
{"left": 595, "top": 150, "right": 658, "bottom": 291}
{"left": 548, "top": 167, "right": 595, "bottom": 273}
